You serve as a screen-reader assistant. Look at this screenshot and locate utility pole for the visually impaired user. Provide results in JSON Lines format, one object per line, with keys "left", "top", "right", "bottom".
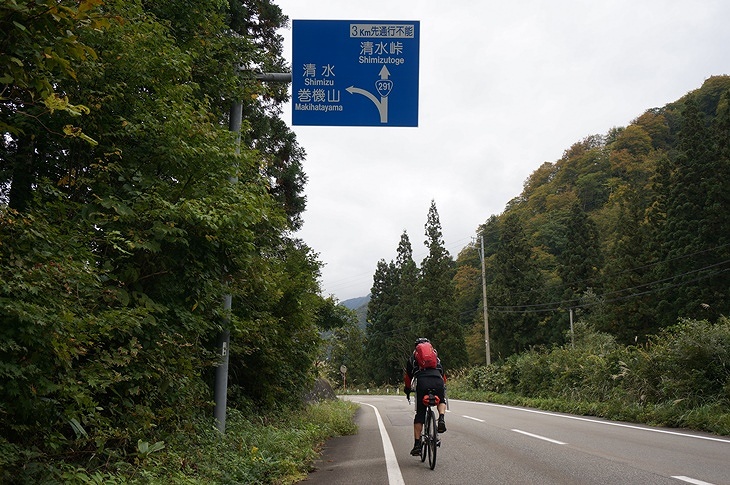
{"left": 479, "top": 235, "right": 491, "bottom": 365}
{"left": 214, "top": 72, "right": 291, "bottom": 434}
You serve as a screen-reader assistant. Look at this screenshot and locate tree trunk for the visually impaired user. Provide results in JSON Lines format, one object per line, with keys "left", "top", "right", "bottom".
{"left": 8, "top": 134, "right": 35, "bottom": 212}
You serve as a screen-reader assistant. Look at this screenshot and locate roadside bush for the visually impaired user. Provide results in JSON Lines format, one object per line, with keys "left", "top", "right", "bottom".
{"left": 455, "top": 317, "right": 730, "bottom": 435}
{"left": 464, "top": 364, "right": 508, "bottom": 392}
{"left": 638, "top": 317, "right": 730, "bottom": 406}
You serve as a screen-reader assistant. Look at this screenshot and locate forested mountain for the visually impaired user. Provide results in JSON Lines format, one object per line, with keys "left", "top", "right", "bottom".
{"left": 340, "top": 76, "right": 730, "bottom": 381}
{"left": 456, "top": 75, "right": 730, "bottom": 362}
{"left": 340, "top": 296, "right": 369, "bottom": 332}
{"left": 342, "top": 295, "right": 370, "bottom": 311}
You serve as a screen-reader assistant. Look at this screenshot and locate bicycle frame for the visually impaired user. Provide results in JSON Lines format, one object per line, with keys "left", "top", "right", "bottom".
{"left": 419, "top": 390, "right": 440, "bottom": 469}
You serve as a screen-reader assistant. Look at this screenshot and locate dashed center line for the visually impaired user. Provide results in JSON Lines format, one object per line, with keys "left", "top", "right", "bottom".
{"left": 455, "top": 403, "right": 718, "bottom": 484}
{"left": 672, "top": 476, "right": 716, "bottom": 485}
{"left": 462, "top": 415, "right": 485, "bottom": 423}
{"left": 512, "top": 428, "right": 567, "bottom": 445}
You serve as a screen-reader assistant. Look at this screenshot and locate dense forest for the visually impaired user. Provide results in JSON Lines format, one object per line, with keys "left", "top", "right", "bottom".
{"left": 338, "top": 76, "right": 730, "bottom": 386}
{"left": 1, "top": 1, "right": 353, "bottom": 481}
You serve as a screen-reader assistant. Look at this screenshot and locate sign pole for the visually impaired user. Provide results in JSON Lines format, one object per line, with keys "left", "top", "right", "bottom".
{"left": 214, "top": 73, "right": 290, "bottom": 434}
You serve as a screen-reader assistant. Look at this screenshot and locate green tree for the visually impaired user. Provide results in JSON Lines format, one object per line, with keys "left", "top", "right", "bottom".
{"left": 229, "top": 238, "right": 322, "bottom": 409}
{"left": 455, "top": 260, "right": 484, "bottom": 365}
{"left": 3, "top": 2, "right": 242, "bottom": 463}
{"left": 1, "top": 0, "right": 107, "bottom": 210}
{"left": 703, "top": 89, "right": 730, "bottom": 313}
{"left": 390, "top": 231, "right": 420, "bottom": 369}
{"left": 460, "top": 215, "right": 502, "bottom": 364}
{"left": 365, "top": 259, "right": 399, "bottom": 383}
{"left": 0, "top": 0, "right": 104, "bottom": 133}
{"left": 325, "top": 307, "right": 367, "bottom": 387}
{"left": 365, "top": 231, "right": 429, "bottom": 384}
{"left": 316, "top": 295, "right": 357, "bottom": 331}
{"left": 417, "top": 201, "right": 467, "bottom": 368}
{"left": 601, "top": 186, "right": 657, "bottom": 342}
{"left": 489, "top": 213, "right": 547, "bottom": 358}
{"left": 557, "top": 203, "right": 603, "bottom": 298}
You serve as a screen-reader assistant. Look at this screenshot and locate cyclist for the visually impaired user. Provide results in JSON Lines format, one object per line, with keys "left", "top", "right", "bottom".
{"left": 404, "top": 337, "right": 447, "bottom": 456}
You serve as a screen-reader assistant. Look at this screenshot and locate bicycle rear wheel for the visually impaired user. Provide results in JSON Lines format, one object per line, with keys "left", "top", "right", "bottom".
{"left": 420, "top": 413, "right": 428, "bottom": 463}
{"left": 427, "top": 408, "right": 437, "bottom": 469}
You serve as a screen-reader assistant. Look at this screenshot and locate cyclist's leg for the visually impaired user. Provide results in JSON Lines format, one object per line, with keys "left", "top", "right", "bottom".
{"left": 414, "top": 384, "right": 427, "bottom": 427}
{"left": 411, "top": 391, "right": 426, "bottom": 455}
{"left": 437, "top": 403, "right": 447, "bottom": 432}
{"left": 433, "top": 379, "right": 447, "bottom": 432}
{"left": 410, "top": 381, "right": 429, "bottom": 455}
{"left": 411, "top": 421, "right": 423, "bottom": 455}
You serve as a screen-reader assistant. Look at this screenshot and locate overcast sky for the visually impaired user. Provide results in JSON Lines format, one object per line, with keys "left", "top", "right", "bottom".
{"left": 273, "top": 0, "right": 730, "bottom": 302}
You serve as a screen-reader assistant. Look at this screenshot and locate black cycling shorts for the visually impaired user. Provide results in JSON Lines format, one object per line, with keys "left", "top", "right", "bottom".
{"left": 414, "top": 374, "right": 445, "bottom": 424}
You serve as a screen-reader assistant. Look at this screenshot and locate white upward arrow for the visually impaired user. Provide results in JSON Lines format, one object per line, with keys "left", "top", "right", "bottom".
{"left": 379, "top": 65, "right": 391, "bottom": 80}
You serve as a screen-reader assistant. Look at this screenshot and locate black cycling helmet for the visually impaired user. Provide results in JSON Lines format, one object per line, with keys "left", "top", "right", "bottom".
{"left": 414, "top": 337, "right": 430, "bottom": 347}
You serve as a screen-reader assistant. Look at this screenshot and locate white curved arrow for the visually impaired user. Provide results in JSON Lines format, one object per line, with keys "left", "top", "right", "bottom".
{"left": 346, "top": 86, "right": 388, "bottom": 123}
{"left": 346, "top": 65, "right": 391, "bottom": 123}
{"left": 346, "top": 86, "right": 380, "bottom": 106}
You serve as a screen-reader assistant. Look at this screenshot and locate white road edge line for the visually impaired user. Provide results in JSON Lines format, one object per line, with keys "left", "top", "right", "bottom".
{"left": 513, "top": 428, "right": 567, "bottom": 445}
{"left": 455, "top": 400, "right": 730, "bottom": 444}
{"left": 357, "top": 402, "right": 405, "bottom": 485}
{"left": 463, "top": 415, "right": 485, "bottom": 423}
{"left": 672, "top": 476, "right": 716, "bottom": 485}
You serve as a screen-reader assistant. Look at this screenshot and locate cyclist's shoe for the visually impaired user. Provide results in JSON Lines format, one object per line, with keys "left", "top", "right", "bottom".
{"left": 437, "top": 418, "right": 447, "bottom": 433}
{"left": 410, "top": 443, "right": 422, "bottom": 456}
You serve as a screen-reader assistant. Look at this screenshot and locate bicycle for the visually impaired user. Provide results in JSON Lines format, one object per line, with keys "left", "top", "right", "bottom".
{"left": 418, "top": 389, "right": 441, "bottom": 469}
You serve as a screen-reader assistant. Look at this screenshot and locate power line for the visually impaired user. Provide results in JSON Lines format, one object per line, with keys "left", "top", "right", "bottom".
{"left": 475, "top": 242, "right": 730, "bottom": 302}
{"left": 489, "top": 259, "right": 730, "bottom": 314}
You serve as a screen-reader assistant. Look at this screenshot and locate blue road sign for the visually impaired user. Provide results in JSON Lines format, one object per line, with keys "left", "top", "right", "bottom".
{"left": 292, "top": 20, "right": 420, "bottom": 127}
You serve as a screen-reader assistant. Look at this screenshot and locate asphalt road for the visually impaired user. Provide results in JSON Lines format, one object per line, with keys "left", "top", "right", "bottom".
{"left": 301, "top": 395, "right": 730, "bottom": 485}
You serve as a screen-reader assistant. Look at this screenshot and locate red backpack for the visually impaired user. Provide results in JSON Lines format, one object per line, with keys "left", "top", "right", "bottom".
{"left": 415, "top": 342, "right": 438, "bottom": 369}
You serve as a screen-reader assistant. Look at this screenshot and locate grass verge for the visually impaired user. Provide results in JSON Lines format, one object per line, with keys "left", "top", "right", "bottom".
{"left": 146, "top": 399, "right": 358, "bottom": 484}
{"left": 18, "top": 399, "right": 359, "bottom": 484}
